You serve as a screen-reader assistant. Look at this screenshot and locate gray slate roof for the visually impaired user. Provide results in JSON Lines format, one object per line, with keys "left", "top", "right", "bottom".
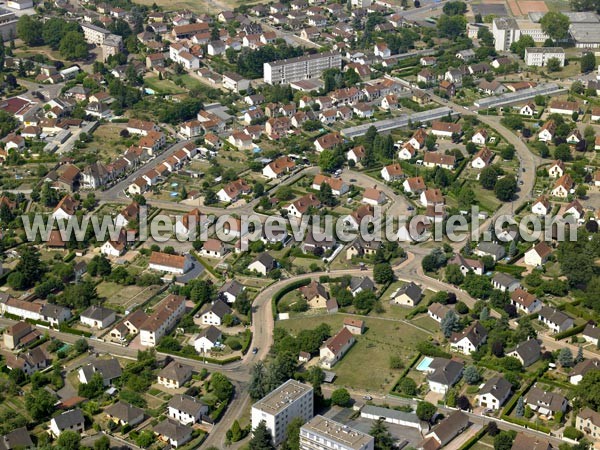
{"left": 350, "top": 276, "right": 375, "bottom": 292}
{"left": 153, "top": 419, "right": 193, "bottom": 441}
{"left": 508, "top": 339, "right": 541, "bottom": 367}
{"left": 168, "top": 394, "right": 207, "bottom": 416}
{"left": 158, "top": 361, "right": 193, "bottom": 383}
{"left": 52, "top": 409, "right": 85, "bottom": 430}
{"left": 104, "top": 401, "right": 144, "bottom": 423}
{"left": 202, "top": 299, "right": 232, "bottom": 319}
{"left": 479, "top": 375, "right": 512, "bottom": 401}
{"left": 397, "top": 282, "right": 422, "bottom": 303}
{"left": 199, "top": 325, "right": 222, "bottom": 344}
{"left": 0, "top": 427, "right": 33, "bottom": 450}
{"left": 81, "top": 305, "right": 115, "bottom": 321}
{"left": 427, "top": 358, "right": 464, "bottom": 386}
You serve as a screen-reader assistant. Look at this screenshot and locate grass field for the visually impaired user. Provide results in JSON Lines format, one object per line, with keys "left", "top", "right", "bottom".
{"left": 144, "top": 76, "right": 187, "bottom": 95}
{"left": 97, "top": 282, "right": 162, "bottom": 311}
{"left": 87, "top": 123, "right": 130, "bottom": 162}
{"left": 279, "top": 313, "right": 429, "bottom": 392}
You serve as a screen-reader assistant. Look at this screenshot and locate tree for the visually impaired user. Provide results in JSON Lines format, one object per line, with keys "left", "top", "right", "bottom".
{"left": 370, "top": 420, "right": 395, "bottom": 450}
{"left": 25, "top": 389, "right": 56, "bottom": 421}
{"left": 463, "top": 366, "right": 481, "bottom": 384}
{"left": 57, "top": 431, "right": 80, "bottom": 450}
{"left": 443, "top": 1, "right": 467, "bottom": 15}
{"left": 540, "top": 12, "right": 570, "bottom": 41}
{"left": 331, "top": 388, "right": 351, "bottom": 406}
{"left": 249, "top": 361, "right": 267, "bottom": 400}
{"left": 480, "top": 166, "right": 498, "bottom": 190}
{"left": 558, "top": 347, "right": 574, "bottom": 367}
{"left": 547, "top": 57, "right": 562, "bottom": 73}
{"left": 374, "top": 262, "right": 394, "bottom": 284}
{"left": 515, "top": 396, "right": 525, "bottom": 417}
{"left": 94, "top": 435, "right": 110, "bottom": 450}
{"left": 416, "top": 401, "right": 437, "bottom": 422}
{"left": 210, "top": 373, "right": 234, "bottom": 402}
{"left": 135, "top": 431, "right": 155, "bottom": 448}
{"left": 399, "top": 377, "right": 418, "bottom": 396}
{"left": 74, "top": 338, "right": 89, "bottom": 354}
{"left": 229, "top": 420, "right": 243, "bottom": 442}
{"left": 576, "top": 345, "right": 584, "bottom": 364}
{"left": 581, "top": 52, "right": 597, "bottom": 73}
{"left": 250, "top": 421, "right": 275, "bottom": 450}
{"left": 494, "top": 431, "right": 516, "bottom": 450}
{"left": 510, "top": 35, "right": 535, "bottom": 58}
{"left": 441, "top": 310, "right": 462, "bottom": 338}
{"left": 494, "top": 176, "right": 517, "bottom": 201}
{"left": 445, "top": 264, "right": 464, "bottom": 285}
{"left": 480, "top": 307, "right": 490, "bottom": 321}
{"left": 437, "top": 14, "right": 466, "bottom": 39}
{"left": 16, "top": 15, "right": 43, "bottom": 45}
{"left": 283, "top": 417, "right": 303, "bottom": 450}
{"left": 576, "top": 370, "right": 600, "bottom": 409}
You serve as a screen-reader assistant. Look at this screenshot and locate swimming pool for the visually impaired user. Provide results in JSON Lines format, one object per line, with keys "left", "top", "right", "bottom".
{"left": 416, "top": 356, "right": 434, "bottom": 371}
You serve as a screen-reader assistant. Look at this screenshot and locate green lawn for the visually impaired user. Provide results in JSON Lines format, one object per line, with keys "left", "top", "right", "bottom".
{"left": 144, "top": 76, "right": 187, "bottom": 95}
{"left": 279, "top": 313, "right": 429, "bottom": 392}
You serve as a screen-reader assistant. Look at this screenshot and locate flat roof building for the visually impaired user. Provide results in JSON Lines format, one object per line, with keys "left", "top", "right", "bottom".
{"left": 251, "top": 379, "right": 313, "bottom": 445}
{"left": 300, "top": 415, "right": 374, "bottom": 450}
{"left": 264, "top": 51, "right": 341, "bottom": 85}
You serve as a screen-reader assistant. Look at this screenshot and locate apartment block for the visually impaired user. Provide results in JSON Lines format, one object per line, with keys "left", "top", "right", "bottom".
{"left": 492, "top": 18, "right": 548, "bottom": 51}
{"left": 524, "top": 47, "right": 565, "bottom": 67}
{"left": 264, "top": 51, "right": 341, "bottom": 85}
{"left": 300, "top": 415, "right": 374, "bottom": 450}
{"left": 251, "top": 379, "right": 313, "bottom": 445}
{"left": 139, "top": 294, "right": 186, "bottom": 347}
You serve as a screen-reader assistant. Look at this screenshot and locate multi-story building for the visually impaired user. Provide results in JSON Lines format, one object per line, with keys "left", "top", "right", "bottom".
{"left": 524, "top": 47, "right": 565, "bottom": 67}
{"left": 139, "top": 294, "right": 186, "bottom": 347}
{"left": 300, "top": 415, "right": 374, "bottom": 450}
{"left": 492, "top": 18, "right": 548, "bottom": 51}
{"left": 251, "top": 379, "right": 313, "bottom": 445}
{"left": 264, "top": 51, "right": 341, "bottom": 85}
{"left": 0, "top": 8, "right": 18, "bottom": 41}
{"left": 81, "top": 23, "right": 111, "bottom": 45}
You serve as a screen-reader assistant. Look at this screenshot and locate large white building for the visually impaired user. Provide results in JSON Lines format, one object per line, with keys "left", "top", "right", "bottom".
{"left": 139, "top": 294, "right": 186, "bottom": 347}
{"left": 264, "top": 51, "right": 342, "bottom": 85}
{"left": 492, "top": 18, "right": 548, "bottom": 51}
{"left": 300, "top": 415, "right": 374, "bottom": 450}
{"left": 251, "top": 380, "right": 313, "bottom": 446}
{"left": 524, "top": 47, "right": 565, "bottom": 67}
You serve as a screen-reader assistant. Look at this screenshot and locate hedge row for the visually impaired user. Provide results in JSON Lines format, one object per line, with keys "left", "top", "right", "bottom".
{"left": 391, "top": 352, "right": 422, "bottom": 394}
{"left": 240, "top": 330, "right": 253, "bottom": 355}
{"left": 501, "top": 416, "right": 551, "bottom": 434}
{"left": 458, "top": 426, "right": 488, "bottom": 450}
{"left": 272, "top": 278, "right": 311, "bottom": 317}
{"left": 58, "top": 323, "right": 92, "bottom": 338}
{"left": 158, "top": 349, "right": 241, "bottom": 365}
{"left": 554, "top": 323, "right": 587, "bottom": 341}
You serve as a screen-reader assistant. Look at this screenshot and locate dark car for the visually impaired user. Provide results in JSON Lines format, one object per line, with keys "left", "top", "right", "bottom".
{"left": 252, "top": 347, "right": 259, "bottom": 354}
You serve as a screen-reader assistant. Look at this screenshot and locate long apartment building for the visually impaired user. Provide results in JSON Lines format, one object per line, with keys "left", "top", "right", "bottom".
{"left": 264, "top": 51, "right": 342, "bottom": 85}
{"left": 300, "top": 415, "right": 374, "bottom": 450}
{"left": 492, "top": 18, "right": 549, "bottom": 51}
{"left": 139, "top": 294, "right": 186, "bottom": 347}
{"left": 251, "top": 379, "right": 313, "bottom": 445}
{"left": 524, "top": 47, "right": 565, "bottom": 67}
{"left": 0, "top": 295, "right": 71, "bottom": 326}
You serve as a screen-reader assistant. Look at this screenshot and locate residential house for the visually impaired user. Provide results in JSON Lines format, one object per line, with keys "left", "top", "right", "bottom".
{"left": 425, "top": 358, "right": 464, "bottom": 393}
{"left": 167, "top": 395, "right": 208, "bottom": 425}
{"left": 576, "top": 408, "right": 600, "bottom": 441}
{"left": 346, "top": 237, "right": 381, "bottom": 260}
{"left": 286, "top": 194, "right": 321, "bottom": 218}
{"left": 199, "top": 300, "right": 232, "bottom": 326}
{"left": 342, "top": 204, "right": 374, "bottom": 230}
{"left": 347, "top": 146, "right": 366, "bottom": 165}
{"left": 200, "top": 239, "right": 226, "bottom": 258}
{"left": 312, "top": 174, "right": 349, "bottom": 196}
{"left": 423, "top": 152, "right": 456, "bottom": 170}
{"left": 343, "top": 318, "right": 365, "bottom": 335}
{"left": 570, "top": 359, "right": 600, "bottom": 385}
{"left": 319, "top": 327, "right": 355, "bottom": 369}
{"left": 0, "top": 428, "right": 33, "bottom": 450}
{"left": 552, "top": 174, "right": 573, "bottom": 198}
{"left": 3, "top": 322, "right": 40, "bottom": 350}
{"left": 420, "top": 188, "right": 444, "bottom": 207}
{"left": 148, "top": 252, "right": 192, "bottom": 275}
{"left": 510, "top": 288, "right": 542, "bottom": 314}
{"left": 474, "top": 242, "right": 506, "bottom": 261}
{"left": 450, "top": 321, "right": 488, "bottom": 355}
{"left": 549, "top": 100, "right": 580, "bottom": 116}
{"left": 218, "top": 280, "right": 244, "bottom": 304}
{"left": 381, "top": 163, "right": 404, "bottom": 182}
{"left": 194, "top": 325, "right": 222, "bottom": 352}
{"left": 78, "top": 358, "right": 122, "bottom": 386}
{"left": 403, "top": 176, "right": 426, "bottom": 194}
{"left": 538, "top": 306, "right": 573, "bottom": 333}
{"left": 50, "top": 410, "right": 85, "bottom": 437}
{"left": 582, "top": 324, "right": 600, "bottom": 346}
{"left": 531, "top": 195, "right": 551, "bottom": 216}
{"left": 314, "top": 132, "right": 344, "bottom": 152}
{"left": 431, "top": 121, "right": 462, "bottom": 138}
{"left": 349, "top": 276, "right": 375, "bottom": 297}
{"left": 420, "top": 411, "right": 469, "bottom": 450}
{"left": 362, "top": 187, "right": 386, "bottom": 206}
{"left": 428, "top": 303, "right": 451, "bottom": 323}
{"left": 80, "top": 305, "right": 116, "bottom": 329}
{"left": 6, "top": 346, "right": 50, "bottom": 376}
{"left": 391, "top": 282, "right": 422, "bottom": 307}
{"left": 302, "top": 229, "right": 336, "bottom": 255}
{"left": 491, "top": 273, "right": 521, "bottom": 292}
{"left": 105, "top": 401, "right": 145, "bottom": 427}
{"left": 510, "top": 434, "right": 552, "bottom": 450}
{"left": 299, "top": 281, "right": 329, "bottom": 309}
{"left": 157, "top": 361, "right": 192, "bottom": 389}
{"left": 263, "top": 156, "right": 296, "bottom": 179}
{"left": 153, "top": 419, "right": 192, "bottom": 448}
{"left": 524, "top": 241, "right": 552, "bottom": 267}
{"left": 538, "top": 120, "right": 556, "bottom": 142}
{"left": 248, "top": 253, "right": 277, "bottom": 276}
{"left": 476, "top": 376, "right": 512, "bottom": 410}
{"left": 519, "top": 103, "right": 537, "bottom": 117}
{"left": 52, "top": 195, "right": 79, "bottom": 221}
{"left": 507, "top": 339, "right": 542, "bottom": 367}
{"left": 472, "top": 147, "right": 494, "bottom": 169}
{"left": 524, "top": 386, "right": 567, "bottom": 419}
{"left": 139, "top": 294, "right": 187, "bottom": 347}
{"left": 217, "top": 179, "right": 252, "bottom": 203}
